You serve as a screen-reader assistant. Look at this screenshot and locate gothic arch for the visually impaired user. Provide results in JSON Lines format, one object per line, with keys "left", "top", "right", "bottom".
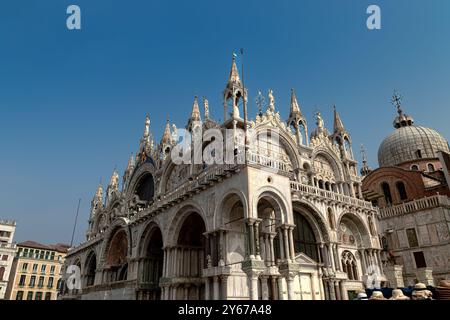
{"left": 253, "top": 186, "right": 291, "bottom": 224}
{"left": 253, "top": 125, "right": 302, "bottom": 171}
{"left": 292, "top": 200, "right": 330, "bottom": 243}
{"left": 336, "top": 213, "right": 372, "bottom": 248}
{"left": 100, "top": 218, "right": 132, "bottom": 264}
{"left": 166, "top": 202, "right": 208, "bottom": 246}
{"left": 214, "top": 189, "right": 248, "bottom": 230}
{"left": 84, "top": 250, "right": 97, "bottom": 287}
{"left": 126, "top": 162, "right": 157, "bottom": 200}
{"left": 138, "top": 221, "right": 165, "bottom": 257}
{"left": 311, "top": 148, "right": 344, "bottom": 181}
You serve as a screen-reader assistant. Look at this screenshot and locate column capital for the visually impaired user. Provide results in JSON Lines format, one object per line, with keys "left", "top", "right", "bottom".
{"left": 245, "top": 217, "right": 263, "bottom": 225}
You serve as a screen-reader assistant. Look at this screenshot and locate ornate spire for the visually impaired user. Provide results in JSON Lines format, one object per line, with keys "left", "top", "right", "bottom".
{"left": 287, "top": 89, "right": 308, "bottom": 146}
{"left": 289, "top": 88, "right": 301, "bottom": 115}
{"left": 162, "top": 117, "right": 172, "bottom": 144}
{"left": 333, "top": 105, "right": 346, "bottom": 134}
{"left": 227, "top": 53, "right": 242, "bottom": 87}
{"left": 90, "top": 183, "right": 104, "bottom": 218}
{"left": 190, "top": 96, "right": 201, "bottom": 121}
{"left": 108, "top": 168, "right": 119, "bottom": 191}
{"left": 391, "top": 90, "right": 414, "bottom": 128}
{"left": 203, "top": 96, "right": 209, "bottom": 119}
{"left": 93, "top": 183, "right": 103, "bottom": 203}
{"left": 125, "top": 153, "right": 135, "bottom": 174}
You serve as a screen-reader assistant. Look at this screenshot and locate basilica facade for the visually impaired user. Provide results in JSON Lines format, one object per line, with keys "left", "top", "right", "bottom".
{"left": 61, "top": 56, "right": 382, "bottom": 300}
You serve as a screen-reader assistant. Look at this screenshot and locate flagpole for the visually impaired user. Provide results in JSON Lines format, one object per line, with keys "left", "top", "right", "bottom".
{"left": 70, "top": 198, "right": 81, "bottom": 247}
{"left": 240, "top": 48, "right": 248, "bottom": 165}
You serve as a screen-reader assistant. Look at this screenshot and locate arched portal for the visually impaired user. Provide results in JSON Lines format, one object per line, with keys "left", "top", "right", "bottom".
{"left": 85, "top": 252, "right": 97, "bottom": 287}
{"left": 171, "top": 212, "right": 206, "bottom": 300}
{"left": 138, "top": 224, "right": 164, "bottom": 300}
{"left": 105, "top": 229, "right": 129, "bottom": 283}
{"left": 293, "top": 212, "right": 320, "bottom": 262}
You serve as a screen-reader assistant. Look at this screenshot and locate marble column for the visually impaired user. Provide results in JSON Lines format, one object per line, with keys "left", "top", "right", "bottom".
{"left": 184, "top": 285, "right": 189, "bottom": 300}
{"left": 249, "top": 221, "right": 255, "bottom": 259}
{"left": 249, "top": 274, "right": 259, "bottom": 300}
{"left": 269, "top": 234, "right": 276, "bottom": 266}
{"left": 288, "top": 227, "right": 296, "bottom": 262}
{"left": 213, "top": 276, "right": 220, "bottom": 300}
{"left": 327, "top": 244, "right": 335, "bottom": 271}
{"left": 260, "top": 276, "right": 269, "bottom": 300}
{"left": 205, "top": 277, "right": 210, "bottom": 300}
{"left": 358, "top": 249, "right": 366, "bottom": 274}
{"left": 220, "top": 275, "right": 228, "bottom": 300}
{"left": 334, "top": 281, "right": 341, "bottom": 300}
{"left": 328, "top": 280, "right": 336, "bottom": 300}
{"left": 277, "top": 277, "right": 285, "bottom": 300}
{"left": 270, "top": 277, "right": 278, "bottom": 300}
{"left": 283, "top": 227, "right": 290, "bottom": 261}
{"left": 254, "top": 220, "right": 261, "bottom": 260}
{"left": 339, "top": 281, "right": 346, "bottom": 300}
{"left": 278, "top": 228, "right": 285, "bottom": 261}
{"left": 286, "top": 276, "right": 295, "bottom": 300}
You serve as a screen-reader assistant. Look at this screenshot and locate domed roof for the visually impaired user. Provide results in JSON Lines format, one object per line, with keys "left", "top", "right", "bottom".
{"left": 378, "top": 92, "right": 450, "bottom": 167}
{"left": 378, "top": 125, "right": 449, "bottom": 167}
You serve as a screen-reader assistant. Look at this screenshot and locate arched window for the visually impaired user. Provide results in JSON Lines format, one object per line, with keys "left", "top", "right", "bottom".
{"left": 293, "top": 213, "right": 319, "bottom": 261}
{"left": 318, "top": 180, "right": 324, "bottom": 190}
{"left": 411, "top": 165, "right": 419, "bottom": 171}
{"left": 341, "top": 251, "right": 358, "bottom": 280}
{"left": 135, "top": 173, "right": 155, "bottom": 202}
{"left": 396, "top": 181, "right": 408, "bottom": 201}
{"left": 427, "top": 163, "right": 435, "bottom": 172}
{"left": 416, "top": 150, "right": 422, "bottom": 159}
{"left": 381, "top": 182, "right": 392, "bottom": 206}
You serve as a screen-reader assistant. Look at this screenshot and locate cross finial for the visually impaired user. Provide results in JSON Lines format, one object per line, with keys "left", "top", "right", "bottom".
{"left": 391, "top": 90, "right": 403, "bottom": 114}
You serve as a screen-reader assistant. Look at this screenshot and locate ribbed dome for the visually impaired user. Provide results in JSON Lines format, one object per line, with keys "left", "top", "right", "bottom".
{"left": 378, "top": 125, "right": 450, "bottom": 167}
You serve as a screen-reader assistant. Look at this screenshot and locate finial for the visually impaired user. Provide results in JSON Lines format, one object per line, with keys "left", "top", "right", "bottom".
{"left": 144, "top": 114, "right": 150, "bottom": 138}
{"left": 255, "top": 90, "right": 265, "bottom": 116}
{"left": 360, "top": 144, "right": 367, "bottom": 163}
{"left": 314, "top": 108, "right": 324, "bottom": 129}
{"left": 268, "top": 89, "right": 275, "bottom": 111}
{"left": 391, "top": 90, "right": 403, "bottom": 114}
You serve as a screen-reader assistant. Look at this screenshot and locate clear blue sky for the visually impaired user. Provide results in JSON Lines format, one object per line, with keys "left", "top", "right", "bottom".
{"left": 1, "top": 0, "right": 450, "bottom": 245}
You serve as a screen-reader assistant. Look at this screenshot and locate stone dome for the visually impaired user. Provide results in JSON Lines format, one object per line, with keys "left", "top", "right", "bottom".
{"left": 378, "top": 125, "right": 450, "bottom": 167}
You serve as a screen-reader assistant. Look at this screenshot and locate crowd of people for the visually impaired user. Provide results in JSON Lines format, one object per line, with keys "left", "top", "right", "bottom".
{"left": 354, "top": 280, "right": 450, "bottom": 300}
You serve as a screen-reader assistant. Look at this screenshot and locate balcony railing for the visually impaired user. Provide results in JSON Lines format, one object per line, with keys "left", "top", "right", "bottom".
{"left": 0, "top": 243, "right": 16, "bottom": 249}
{"left": 290, "top": 181, "right": 374, "bottom": 210}
{"left": 379, "top": 194, "right": 450, "bottom": 219}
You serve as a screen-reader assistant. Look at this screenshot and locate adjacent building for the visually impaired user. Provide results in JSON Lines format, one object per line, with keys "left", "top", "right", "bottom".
{"left": 61, "top": 55, "right": 382, "bottom": 300}
{"left": 362, "top": 93, "right": 450, "bottom": 287}
{"left": 6, "top": 241, "right": 69, "bottom": 300}
{"left": 0, "top": 220, "right": 16, "bottom": 300}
